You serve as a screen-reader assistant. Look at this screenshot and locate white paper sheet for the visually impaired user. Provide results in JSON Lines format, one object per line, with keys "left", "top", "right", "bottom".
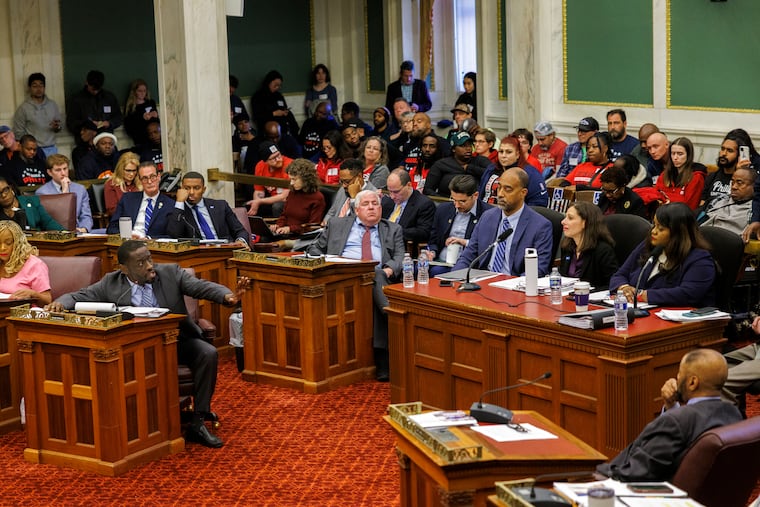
{"left": 471, "top": 423, "right": 558, "bottom": 442}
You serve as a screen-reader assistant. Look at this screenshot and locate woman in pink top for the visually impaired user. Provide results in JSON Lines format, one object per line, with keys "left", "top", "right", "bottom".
{"left": 0, "top": 220, "right": 51, "bottom": 305}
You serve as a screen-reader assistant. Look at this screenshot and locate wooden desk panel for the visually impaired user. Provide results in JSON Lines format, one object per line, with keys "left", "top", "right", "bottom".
{"left": 29, "top": 236, "right": 109, "bottom": 276}
{"left": 386, "top": 280, "right": 727, "bottom": 455}
{"left": 0, "top": 301, "right": 28, "bottom": 434}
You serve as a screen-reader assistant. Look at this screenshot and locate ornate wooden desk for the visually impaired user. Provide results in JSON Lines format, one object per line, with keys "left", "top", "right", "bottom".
{"left": 385, "top": 280, "right": 727, "bottom": 455}
{"left": 29, "top": 235, "right": 109, "bottom": 277}
{"left": 233, "top": 253, "right": 377, "bottom": 393}
{"left": 0, "top": 300, "right": 32, "bottom": 434}
{"left": 11, "top": 311, "right": 185, "bottom": 476}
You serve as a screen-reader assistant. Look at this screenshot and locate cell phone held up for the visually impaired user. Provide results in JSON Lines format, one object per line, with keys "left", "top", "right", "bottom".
{"left": 740, "top": 145, "right": 750, "bottom": 163}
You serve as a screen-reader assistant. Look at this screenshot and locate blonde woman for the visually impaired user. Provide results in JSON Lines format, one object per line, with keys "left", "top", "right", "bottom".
{"left": 0, "top": 220, "right": 52, "bottom": 305}
{"left": 124, "top": 78, "right": 159, "bottom": 145}
{"left": 105, "top": 152, "right": 143, "bottom": 215}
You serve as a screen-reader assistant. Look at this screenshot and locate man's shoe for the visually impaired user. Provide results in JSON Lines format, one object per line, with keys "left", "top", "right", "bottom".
{"left": 376, "top": 370, "right": 389, "bottom": 382}
{"left": 185, "top": 423, "right": 223, "bottom": 448}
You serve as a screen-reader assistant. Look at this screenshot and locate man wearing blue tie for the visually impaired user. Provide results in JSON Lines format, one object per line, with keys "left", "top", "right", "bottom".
{"left": 166, "top": 171, "right": 250, "bottom": 249}
{"left": 106, "top": 161, "right": 174, "bottom": 238}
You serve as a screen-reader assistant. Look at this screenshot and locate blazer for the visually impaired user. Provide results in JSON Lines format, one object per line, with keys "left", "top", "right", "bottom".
{"left": 106, "top": 192, "right": 175, "bottom": 238}
{"left": 323, "top": 181, "right": 377, "bottom": 224}
{"left": 609, "top": 241, "right": 716, "bottom": 307}
{"left": 306, "top": 216, "right": 406, "bottom": 278}
{"left": 598, "top": 188, "right": 647, "bottom": 218}
{"left": 35, "top": 180, "right": 93, "bottom": 231}
{"left": 381, "top": 190, "right": 436, "bottom": 244}
{"left": 166, "top": 198, "right": 249, "bottom": 245}
{"left": 453, "top": 205, "right": 554, "bottom": 277}
{"left": 8, "top": 195, "right": 64, "bottom": 231}
{"left": 385, "top": 79, "right": 432, "bottom": 113}
{"left": 56, "top": 263, "right": 231, "bottom": 342}
{"left": 428, "top": 200, "right": 493, "bottom": 257}
{"left": 559, "top": 240, "right": 619, "bottom": 290}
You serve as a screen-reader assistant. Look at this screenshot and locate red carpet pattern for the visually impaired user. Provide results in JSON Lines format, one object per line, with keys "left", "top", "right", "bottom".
{"left": 0, "top": 357, "right": 401, "bottom": 506}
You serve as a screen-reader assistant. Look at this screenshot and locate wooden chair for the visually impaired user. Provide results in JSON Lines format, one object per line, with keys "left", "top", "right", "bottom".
{"left": 39, "top": 256, "right": 102, "bottom": 300}
{"left": 574, "top": 189, "right": 601, "bottom": 205}
{"left": 38, "top": 193, "right": 76, "bottom": 231}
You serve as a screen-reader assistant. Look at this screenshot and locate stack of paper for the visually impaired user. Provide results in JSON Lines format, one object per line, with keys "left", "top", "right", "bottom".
{"left": 407, "top": 411, "right": 478, "bottom": 428}
{"left": 655, "top": 309, "right": 730, "bottom": 322}
{"left": 490, "top": 275, "right": 579, "bottom": 294}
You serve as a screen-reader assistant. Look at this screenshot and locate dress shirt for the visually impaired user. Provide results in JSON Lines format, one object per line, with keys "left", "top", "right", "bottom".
{"left": 439, "top": 206, "right": 477, "bottom": 261}
{"left": 128, "top": 278, "right": 156, "bottom": 307}
{"left": 342, "top": 218, "right": 381, "bottom": 261}
{"left": 134, "top": 192, "right": 160, "bottom": 237}
{"left": 175, "top": 201, "right": 220, "bottom": 240}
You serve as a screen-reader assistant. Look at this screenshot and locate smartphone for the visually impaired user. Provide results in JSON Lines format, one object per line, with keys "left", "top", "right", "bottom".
{"left": 439, "top": 279, "right": 452, "bottom": 287}
{"left": 683, "top": 306, "right": 719, "bottom": 318}
{"left": 740, "top": 145, "right": 750, "bottom": 162}
{"left": 626, "top": 483, "right": 674, "bottom": 495}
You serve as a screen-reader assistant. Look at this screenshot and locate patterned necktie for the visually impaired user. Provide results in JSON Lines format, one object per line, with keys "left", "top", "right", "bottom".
{"left": 141, "top": 283, "right": 155, "bottom": 307}
{"left": 491, "top": 217, "right": 511, "bottom": 273}
{"left": 194, "top": 206, "right": 215, "bottom": 239}
{"left": 361, "top": 226, "right": 373, "bottom": 261}
{"left": 144, "top": 198, "right": 154, "bottom": 234}
{"left": 389, "top": 204, "right": 402, "bottom": 223}
{"left": 338, "top": 196, "right": 352, "bottom": 217}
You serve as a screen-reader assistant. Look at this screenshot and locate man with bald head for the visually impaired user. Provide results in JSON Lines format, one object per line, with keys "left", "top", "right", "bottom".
{"left": 645, "top": 132, "right": 670, "bottom": 178}
{"left": 631, "top": 123, "right": 660, "bottom": 169}
{"left": 400, "top": 112, "right": 450, "bottom": 173}
{"left": 597, "top": 349, "right": 741, "bottom": 482}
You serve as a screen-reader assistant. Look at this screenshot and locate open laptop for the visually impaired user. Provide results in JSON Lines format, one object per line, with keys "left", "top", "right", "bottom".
{"left": 248, "top": 216, "right": 291, "bottom": 242}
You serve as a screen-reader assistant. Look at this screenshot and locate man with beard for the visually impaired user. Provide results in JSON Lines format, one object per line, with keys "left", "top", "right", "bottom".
{"left": 77, "top": 132, "right": 119, "bottom": 180}
{"left": 137, "top": 119, "right": 163, "bottom": 172}
{"left": 645, "top": 132, "right": 670, "bottom": 178}
{"left": 423, "top": 131, "right": 490, "bottom": 199}
{"left": 372, "top": 106, "right": 398, "bottom": 144}
{"left": 247, "top": 142, "right": 293, "bottom": 217}
{"left": 409, "top": 133, "right": 442, "bottom": 191}
{"left": 321, "top": 158, "right": 377, "bottom": 225}
{"left": 700, "top": 133, "right": 740, "bottom": 212}
{"left": 299, "top": 100, "right": 340, "bottom": 161}
{"left": 341, "top": 121, "right": 365, "bottom": 159}
{"left": 453, "top": 167, "right": 553, "bottom": 276}
{"left": 597, "top": 349, "right": 741, "bottom": 482}
{"left": 400, "top": 112, "right": 450, "bottom": 173}
{"left": 606, "top": 109, "right": 638, "bottom": 160}
{"left": 557, "top": 117, "right": 598, "bottom": 178}
{"left": 8, "top": 135, "right": 49, "bottom": 187}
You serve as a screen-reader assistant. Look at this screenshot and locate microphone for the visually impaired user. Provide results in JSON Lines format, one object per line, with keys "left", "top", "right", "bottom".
{"left": 470, "top": 372, "right": 552, "bottom": 424}
{"left": 457, "top": 227, "right": 513, "bottom": 292}
{"left": 631, "top": 245, "right": 663, "bottom": 317}
{"left": 509, "top": 471, "right": 594, "bottom": 507}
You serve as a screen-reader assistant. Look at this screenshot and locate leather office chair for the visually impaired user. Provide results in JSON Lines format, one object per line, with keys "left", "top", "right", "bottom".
{"left": 700, "top": 226, "right": 746, "bottom": 313}
{"left": 39, "top": 256, "right": 102, "bottom": 300}
{"left": 530, "top": 205, "right": 564, "bottom": 261}
{"left": 232, "top": 206, "right": 252, "bottom": 244}
{"left": 38, "top": 193, "right": 77, "bottom": 231}
{"left": 671, "top": 416, "right": 760, "bottom": 507}
{"left": 604, "top": 214, "right": 652, "bottom": 266}
{"left": 87, "top": 181, "right": 110, "bottom": 229}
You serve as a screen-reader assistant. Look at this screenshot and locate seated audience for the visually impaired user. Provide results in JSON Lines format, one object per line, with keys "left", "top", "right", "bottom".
{"left": 341, "top": 121, "right": 365, "bottom": 158}
{"left": 137, "top": 120, "right": 163, "bottom": 172}
{"left": 340, "top": 102, "right": 373, "bottom": 137}
{"left": 8, "top": 134, "right": 49, "bottom": 187}
{"left": 408, "top": 133, "right": 442, "bottom": 192}
{"left": 446, "top": 103, "right": 475, "bottom": 141}
{"left": 559, "top": 202, "right": 618, "bottom": 289}
{"left": 646, "top": 132, "right": 670, "bottom": 178}
{"left": 631, "top": 123, "right": 660, "bottom": 169}
{"left": 390, "top": 110, "right": 414, "bottom": 149}
{"left": 315, "top": 130, "right": 348, "bottom": 184}
{"left": 511, "top": 128, "right": 542, "bottom": 170}
{"left": 480, "top": 135, "right": 548, "bottom": 208}
{"left": 597, "top": 160, "right": 647, "bottom": 217}
{"left": 382, "top": 168, "right": 435, "bottom": 245}
{"left": 606, "top": 109, "right": 639, "bottom": 160}
{"left": 0, "top": 220, "right": 52, "bottom": 305}
{"left": 454, "top": 167, "right": 553, "bottom": 276}
{"left": 472, "top": 128, "right": 498, "bottom": 165}
{"left": 399, "top": 112, "right": 450, "bottom": 173}
{"left": 247, "top": 142, "right": 293, "bottom": 217}
{"left": 610, "top": 202, "right": 715, "bottom": 307}
{"left": 597, "top": 349, "right": 741, "bottom": 482}
{"left": 251, "top": 70, "right": 298, "bottom": 135}
{"left": 701, "top": 131, "right": 742, "bottom": 213}
{"left": 232, "top": 113, "right": 256, "bottom": 173}
{"left": 359, "top": 136, "right": 390, "bottom": 189}
{"left": 559, "top": 132, "right": 613, "bottom": 189}
{"left": 723, "top": 314, "right": 760, "bottom": 414}
{"left": 390, "top": 97, "right": 412, "bottom": 130}
{"left": 427, "top": 175, "right": 492, "bottom": 275}
{"left": 322, "top": 159, "right": 376, "bottom": 225}
{"left": 298, "top": 100, "right": 340, "bottom": 161}
{"left": 71, "top": 120, "right": 98, "bottom": 170}
{"left": 107, "top": 162, "right": 174, "bottom": 238}
{"left": 371, "top": 106, "right": 398, "bottom": 144}
{"left": 77, "top": 132, "right": 119, "bottom": 180}
{"left": 303, "top": 64, "right": 338, "bottom": 118}
{"left": 530, "top": 121, "right": 567, "bottom": 178}
{"left": 166, "top": 172, "right": 250, "bottom": 248}
{"left": 123, "top": 79, "right": 159, "bottom": 146}
{"left": 35, "top": 154, "right": 93, "bottom": 233}
{"left": 0, "top": 177, "right": 62, "bottom": 231}
{"left": 270, "top": 159, "right": 326, "bottom": 236}
{"left": 244, "top": 121, "right": 302, "bottom": 174}
{"left": 105, "top": 152, "right": 142, "bottom": 216}
{"left": 699, "top": 166, "right": 754, "bottom": 236}
{"left": 557, "top": 117, "right": 599, "bottom": 178}
{"left": 384, "top": 60, "right": 432, "bottom": 113}
{"left": 655, "top": 137, "right": 705, "bottom": 210}
{"left": 424, "top": 131, "right": 489, "bottom": 199}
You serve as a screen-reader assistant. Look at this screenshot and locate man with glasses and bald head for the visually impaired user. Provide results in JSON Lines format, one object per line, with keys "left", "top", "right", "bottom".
{"left": 107, "top": 161, "right": 174, "bottom": 238}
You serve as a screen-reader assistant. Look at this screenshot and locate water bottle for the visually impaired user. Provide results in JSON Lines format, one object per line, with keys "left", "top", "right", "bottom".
{"left": 614, "top": 289, "right": 628, "bottom": 331}
{"left": 417, "top": 250, "right": 429, "bottom": 285}
{"left": 549, "top": 267, "right": 562, "bottom": 305}
{"left": 402, "top": 253, "right": 414, "bottom": 288}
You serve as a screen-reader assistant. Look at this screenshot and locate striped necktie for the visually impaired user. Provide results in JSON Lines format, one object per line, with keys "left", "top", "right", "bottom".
{"left": 144, "top": 198, "right": 154, "bottom": 234}
{"left": 491, "top": 217, "right": 511, "bottom": 273}
{"left": 141, "top": 283, "right": 155, "bottom": 307}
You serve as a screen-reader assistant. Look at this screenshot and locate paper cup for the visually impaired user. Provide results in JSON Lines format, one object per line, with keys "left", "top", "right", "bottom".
{"left": 445, "top": 243, "right": 461, "bottom": 265}
{"left": 119, "top": 217, "right": 133, "bottom": 239}
{"left": 587, "top": 486, "right": 615, "bottom": 507}
{"left": 574, "top": 281, "right": 590, "bottom": 312}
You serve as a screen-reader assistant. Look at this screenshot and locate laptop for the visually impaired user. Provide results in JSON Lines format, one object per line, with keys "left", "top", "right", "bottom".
{"left": 248, "top": 216, "right": 291, "bottom": 242}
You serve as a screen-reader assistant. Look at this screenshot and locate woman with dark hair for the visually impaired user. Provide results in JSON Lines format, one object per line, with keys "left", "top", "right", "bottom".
{"left": 559, "top": 201, "right": 618, "bottom": 289}
{"left": 315, "top": 130, "right": 349, "bottom": 184}
{"left": 655, "top": 137, "right": 705, "bottom": 210}
{"left": 303, "top": 64, "right": 338, "bottom": 117}
{"left": 561, "top": 132, "right": 614, "bottom": 189}
{"left": 0, "top": 176, "right": 62, "bottom": 231}
{"left": 251, "top": 70, "right": 298, "bottom": 134}
{"left": 479, "top": 136, "right": 548, "bottom": 207}
{"left": 597, "top": 162, "right": 647, "bottom": 217}
{"left": 511, "top": 128, "right": 542, "bottom": 170}
{"left": 610, "top": 202, "right": 715, "bottom": 307}
{"left": 271, "top": 158, "right": 326, "bottom": 236}
{"left": 359, "top": 136, "right": 390, "bottom": 189}
{"left": 455, "top": 72, "right": 477, "bottom": 120}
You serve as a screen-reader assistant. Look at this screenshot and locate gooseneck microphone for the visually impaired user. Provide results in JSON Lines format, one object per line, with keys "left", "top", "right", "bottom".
{"left": 632, "top": 245, "right": 664, "bottom": 317}
{"left": 470, "top": 372, "right": 552, "bottom": 424}
{"left": 457, "top": 228, "right": 513, "bottom": 292}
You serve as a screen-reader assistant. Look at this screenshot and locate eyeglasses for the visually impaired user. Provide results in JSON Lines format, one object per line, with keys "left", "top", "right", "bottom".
{"left": 602, "top": 186, "right": 621, "bottom": 196}
{"left": 267, "top": 153, "right": 283, "bottom": 162}
{"left": 473, "top": 139, "right": 488, "bottom": 144}
{"left": 339, "top": 178, "right": 355, "bottom": 186}
{"left": 140, "top": 174, "right": 159, "bottom": 183}
{"left": 0, "top": 187, "right": 12, "bottom": 197}
{"left": 507, "top": 422, "right": 528, "bottom": 433}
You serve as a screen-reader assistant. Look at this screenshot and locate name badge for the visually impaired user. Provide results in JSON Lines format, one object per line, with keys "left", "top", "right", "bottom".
{"left": 318, "top": 93, "right": 328, "bottom": 100}
{"left": 327, "top": 168, "right": 338, "bottom": 176}
{"left": 104, "top": 106, "right": 111, "bottom": 113}
{"left": 569, "top": 157, "right": 579, "bottom": 166}
{"left": 145, "top": 106, "right": 152, "bottom": 113}
{"left": 277, "top": 100, "right": 284, "bottom": 107}
{"left": 234, "top": 107, "right": 241, "bottom": 113}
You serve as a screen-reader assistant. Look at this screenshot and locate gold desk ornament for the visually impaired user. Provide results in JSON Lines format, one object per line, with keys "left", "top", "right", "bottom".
{"left": 106, "top": 236, "right": 194, "bottom": 252}
{"left": 494, "top": 480, "right": 539, "bottom": 507}
{"left": 10, "top": 303, "right": 124, "bottom": 329}
{"left": 233, "top": 250, "right": 326, "bottom": 268}
{"left": 29, "top": 231, "right": 77, "bottom": 241}
{"left": 387, "top": 402, "right": 483, "bottom": 463}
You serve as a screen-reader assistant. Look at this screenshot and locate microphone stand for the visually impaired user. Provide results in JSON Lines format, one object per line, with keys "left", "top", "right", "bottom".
{"left": 458, "top": 228, "right": 513, "bottom": 292}
{"left": 470, "top": 372, "right": 552, "bottom": 424}
{"left": 631, "top": 246, "right": 663, "bottom": 318}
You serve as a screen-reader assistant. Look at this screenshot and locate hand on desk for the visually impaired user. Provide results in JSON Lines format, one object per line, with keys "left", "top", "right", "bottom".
{"left": 44, "top": 301, "right": 65, "bottom": 312}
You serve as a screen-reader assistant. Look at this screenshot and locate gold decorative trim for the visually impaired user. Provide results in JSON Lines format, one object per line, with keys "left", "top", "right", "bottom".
{"left": 301, "top": 284, "right": 325, "bottom": 298}
{"left": 497, "top": 0, "right": 506, "bottom": 101}
{"left": 394, "top": 447, "right": 410, "bottom": 470}
{"left": 361, "top": 272, "right": 375, "bottom": 284}
{"left": 163, "top": 329, "right": 179, "bottom": 345}
{"left": 17, "top": 340, "right": 33, "bottom": 353}
{"left": 93, "top": 347, "right": 120, "bottom": 362}
{"left": 106, "top": 237, "right": 194, "bottom": 252}
{"left": 9, "top": 304, "right": 123, "bottom": 329}
{"left": 29, "top": 231, "right": 77, "bottom": 241}
{"left": 496, "top": 479, "right": 537, "bottom": 506}
{"left": 233, "top": 250, "right": 326, "bottom": 267}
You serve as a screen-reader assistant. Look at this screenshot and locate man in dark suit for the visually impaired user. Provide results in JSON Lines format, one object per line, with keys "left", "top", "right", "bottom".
{"left": 428, "top": 174, "right": 492, "bottom": 275}
{"left": 597, "top": 349, "right": 742, "bottom": 482}
{"left": 106, "top": 161, "right": 174, "bottom": 238}
{"left": 384, "top": 60, "right": 432, "bottom": 113}
{"left": 45, "top": 240, "right": 249, "bottom": 448}
{"left": 166, "top": 171, "right": 250, "bottom": 248}
{"left": 306, "top": 189, "right": 405, "bottom": 381}
{"left": 453, "top": 167, "right": 554, "bottom": 276}
{"left": 382, "top": 168, "right": 436, "bottom": 246}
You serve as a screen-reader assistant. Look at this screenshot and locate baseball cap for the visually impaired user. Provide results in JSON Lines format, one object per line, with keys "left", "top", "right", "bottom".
{"left": 0, "top": 126, "right": 10, "bottom": 134}
{"left": 577, "top": 117, "right": 600, "bottom": 132}
{"left": 450, "top": 131, "right": 473, "bottom": 147}
{"left": 258, "top": 141, "right": 280, "bottom": 161}
{"left": 534, "top": 121, "right": 554, "bottom": 136}
{"left": 450, "top": 103, "right": 473, "bottom": 115}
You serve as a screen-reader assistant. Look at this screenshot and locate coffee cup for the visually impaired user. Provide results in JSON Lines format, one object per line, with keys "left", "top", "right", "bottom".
{"left": 445, "top": 243, "right": 461, "bottom": 265}
{"left": 574, "top": 281, "right": 590, "bottom": 311}
{"left": 118, "top": 217, "right": 132, "bottom": 239}
{"left": 587, "top": 486, "right": 615, "bottom": 507}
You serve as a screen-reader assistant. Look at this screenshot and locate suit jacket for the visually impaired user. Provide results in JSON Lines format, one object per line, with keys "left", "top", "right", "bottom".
{"left": 323, "top": 181, "right": 377, "bottom": 224}
{"left": 597, "top": 399, "right": 742, "bottom": 482}
{"left": 453, "top": 205, "right": 554, "bottom": 277}
{"left": 166, "top": 198, "right": 249, "bottom": 245}
{"left": 57, "top": 263, "right": 231, "bottom": 341}
{"left": 381, "top": 190, "right": 436, "bottom": 244}
{"left": 106, "top": 192, "right": 175, "bottom": 238}
{"left": 35, "top": 180, "right": 93, "bottom": 231}
{"left": 6, "top": 195, "right": 64, "bottom": 231}
{"left": 385, "top": 79, "right": 432, "bottom": 113}
{"left": 428, "top": 200, "right": 493, "bottom": 257}
{"left": 559, "top": 240, "right": 619, "bottom": 290}
{"left": 306, "top": 216, "right": 405, "bottom": 277}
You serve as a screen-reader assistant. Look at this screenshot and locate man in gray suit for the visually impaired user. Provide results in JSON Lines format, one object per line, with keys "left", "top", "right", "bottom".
{"left": 46, "top": 240, "right": 249, "bottom": 448}
{"left": 307, "top": 189, "right": 405, "bottom": 381}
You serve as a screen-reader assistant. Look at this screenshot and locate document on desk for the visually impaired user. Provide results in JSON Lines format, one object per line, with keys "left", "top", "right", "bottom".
{"left": 655, "top": 309, "right": 731, "bottom": 322}
{"left": 435, "top": 268, "right": 499, "bottom": 283}
{"left": 118, "top": 306, "right": 170, "bottom": 318}
{"left": 408, "top": 411, "right": 478, "bottom": 428}
{"left": 553, "top": 479, "right": 693, "bottom": 507}
{"left": 490, "top": 275, "right": 578, "bottom": 294}
{"left": 324, "top": 255, "right": 364, "bottom": 264}
{"left": 471, "top": 423, "right": 558, "bottom": 442}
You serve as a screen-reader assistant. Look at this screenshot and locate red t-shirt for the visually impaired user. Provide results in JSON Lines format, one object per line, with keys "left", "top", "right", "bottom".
{"left": 530, "top": 138, "right": 568, "bottom": 173}
{"left": 254, "top": 156, "right": 293, "bottom": 195}
{"left": 316, "top": 157, "right": 342, "bottom": 184}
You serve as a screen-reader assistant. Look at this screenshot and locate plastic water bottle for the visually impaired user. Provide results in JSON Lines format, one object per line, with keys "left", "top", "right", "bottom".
{"left": 549, "top": 267, "right": 562, "bottom": 305}
{"left": 417, "top": 250, "right": 429, "bottom": 285}
{"left": 402, "top": 253, "right": 414, "bottom": 288}
{"left": 614, "top": 289, "right": 628, "bottom": 331}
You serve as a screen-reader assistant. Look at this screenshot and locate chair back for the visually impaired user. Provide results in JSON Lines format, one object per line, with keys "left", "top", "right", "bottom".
{"left": 604, "top": 214, "right": 652, "bottom": 266}
{"left": 88, "top": 181, "right": 109, "bottom": 229}
{"left": 671, "top": 416, "right": 760, "bottom": 507}
{"left": 575, "top": 190, "right": 601, "bottom": 205}
{"left": 546, "top": 186, "right": 573, "bottom": 213}
{"left": 232, "top": 207, "right": 252, "bottom": 244}
{"left": 529, "top": 205, "right": 564, "bottom": 261}
{"left": 38, "top": 193, "right": 76, "bottom": 231}
{"left": 700, "top": 225, "right": 746, "bottom": 312}
{"left": 39, "top": 256, "right": 102, "bottom": 301}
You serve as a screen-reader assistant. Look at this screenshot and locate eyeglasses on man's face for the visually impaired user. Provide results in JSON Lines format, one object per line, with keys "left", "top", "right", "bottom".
{"left": 140, "top": 174, "right": 159, "bottom": 183}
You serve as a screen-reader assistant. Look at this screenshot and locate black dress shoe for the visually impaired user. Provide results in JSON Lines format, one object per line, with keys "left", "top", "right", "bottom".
{"left": 376, "top": 371, "right": 389, "bottom": 382}
{"left": 185, "top": 424, "right": 223, "bottom": 448}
